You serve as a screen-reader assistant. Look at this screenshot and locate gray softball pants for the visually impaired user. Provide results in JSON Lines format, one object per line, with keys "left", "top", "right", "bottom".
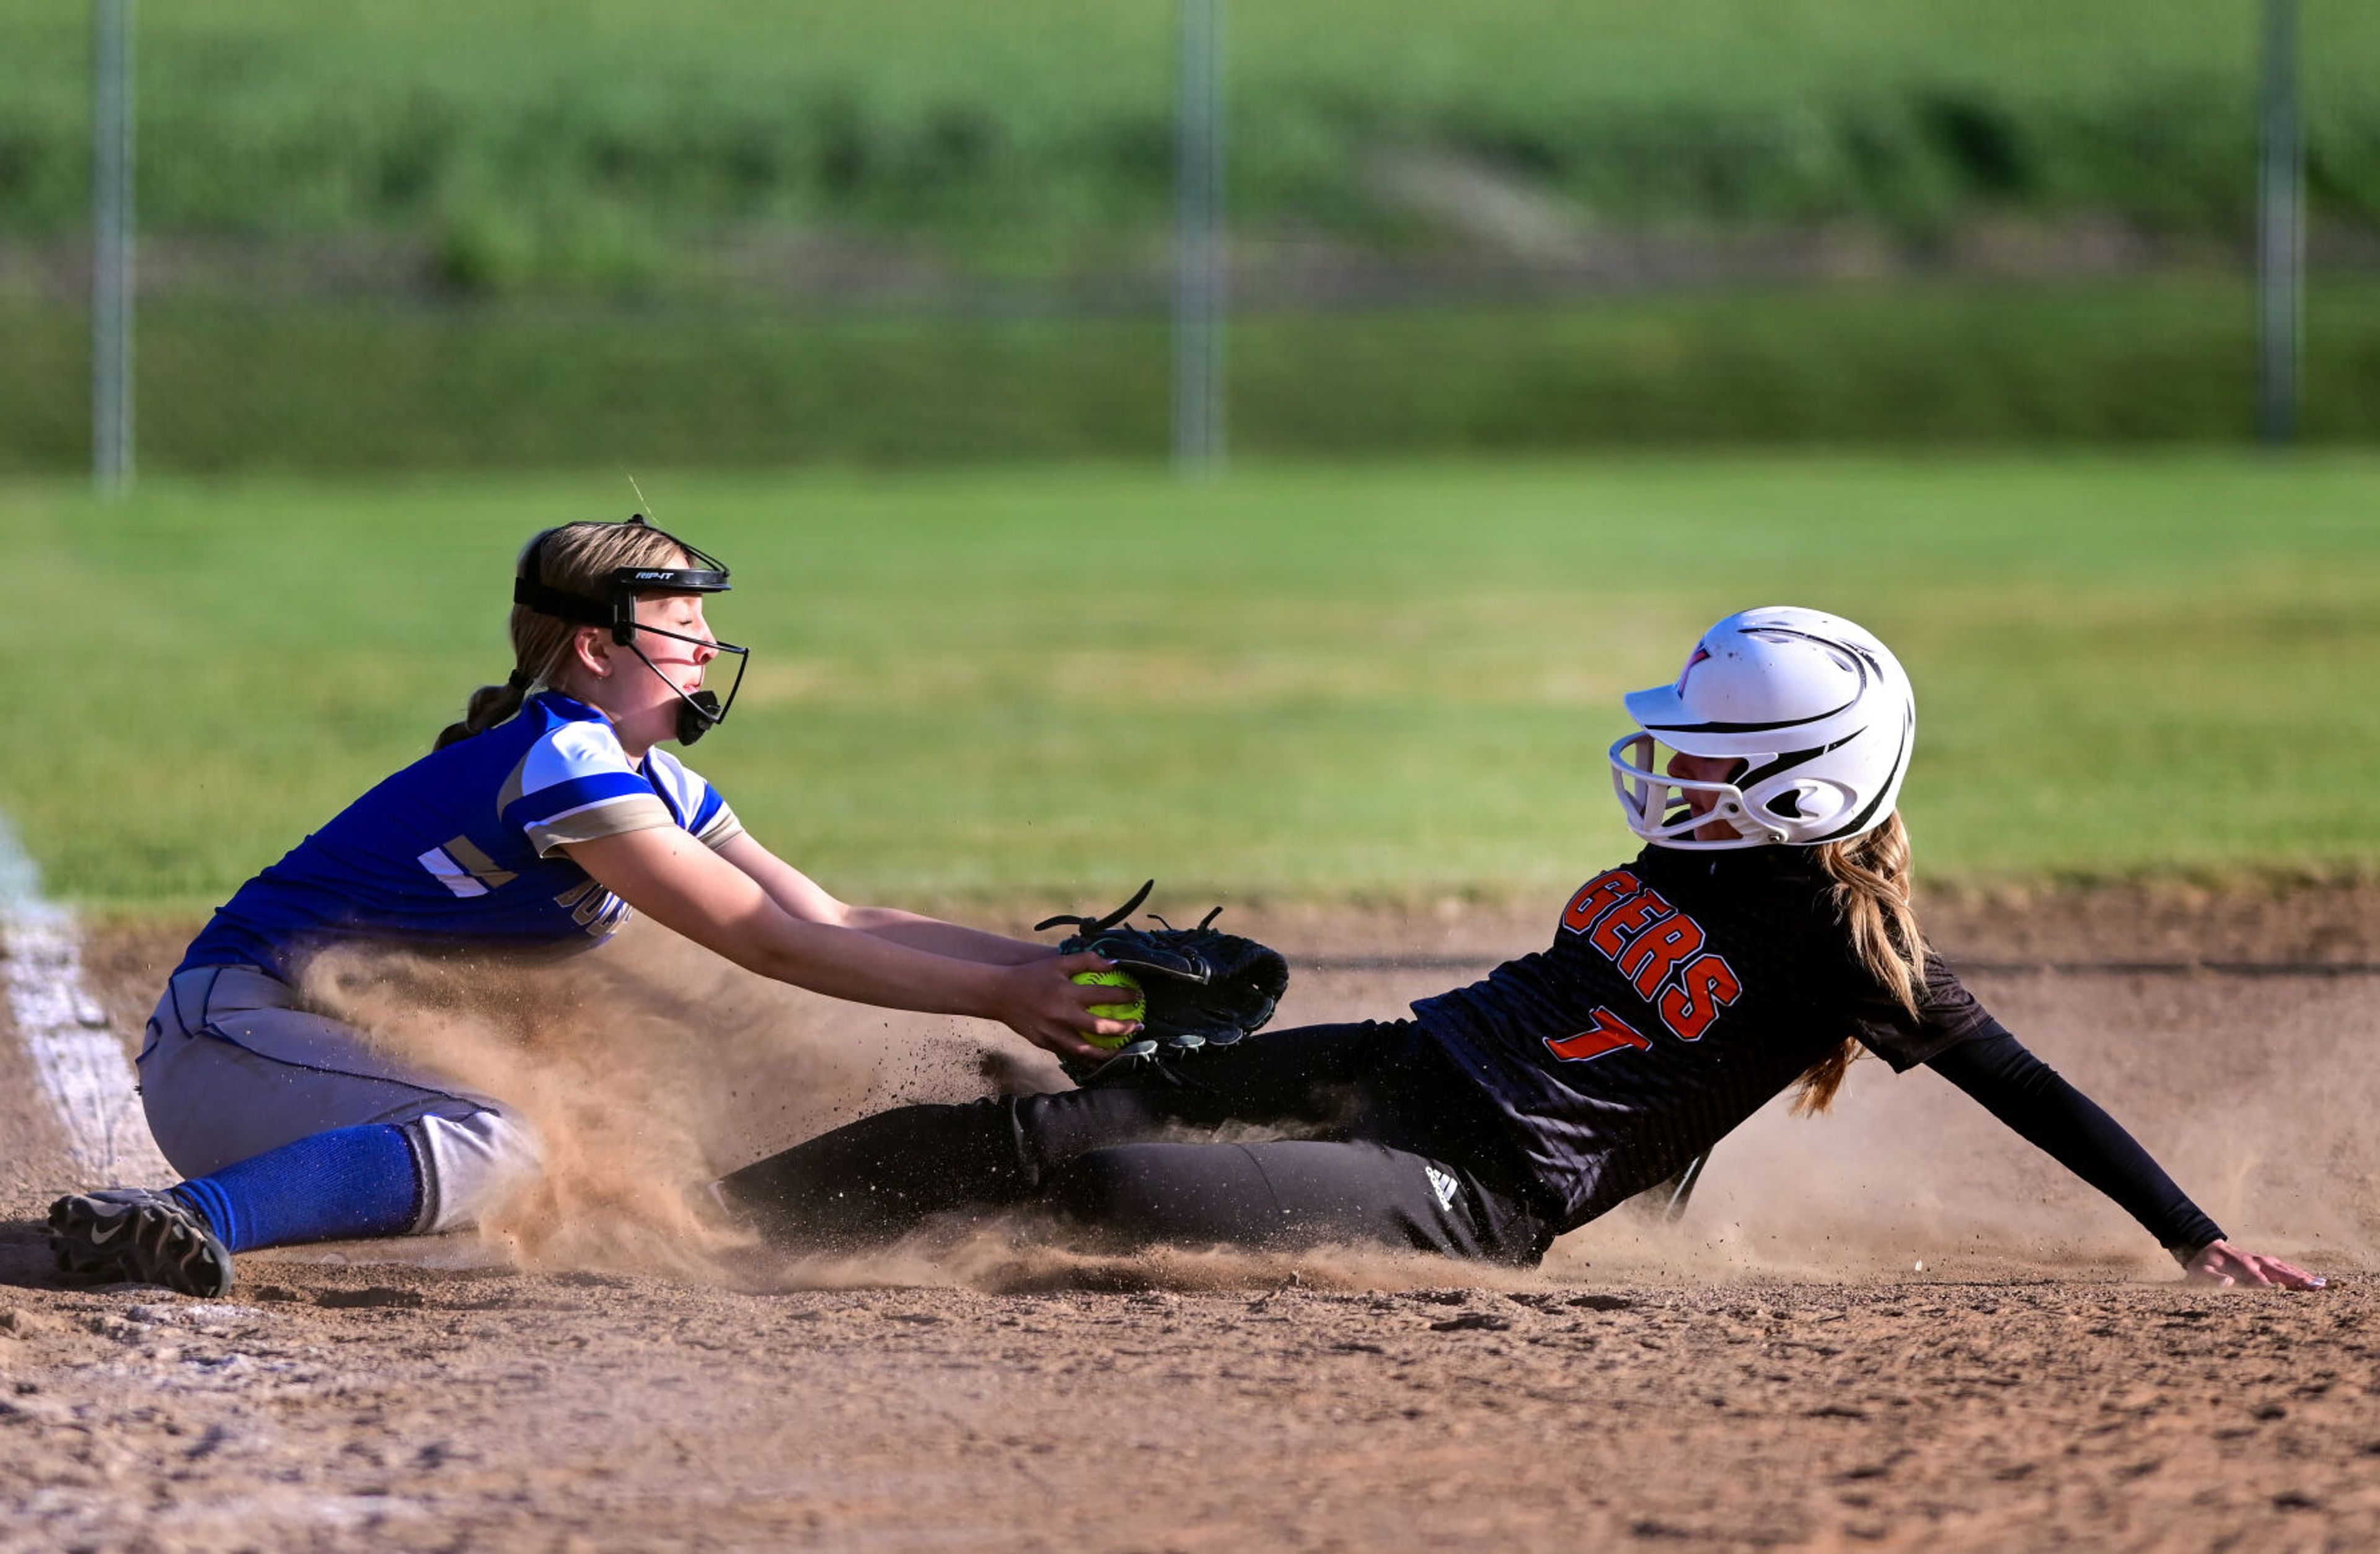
{"left": 138, "top": 964, "right": 538, "bottom": 1233}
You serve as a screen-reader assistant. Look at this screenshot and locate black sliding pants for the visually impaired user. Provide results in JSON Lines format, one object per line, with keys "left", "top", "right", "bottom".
{"left": 720, "top": 1021, "right": 1551, "bottom": 1263}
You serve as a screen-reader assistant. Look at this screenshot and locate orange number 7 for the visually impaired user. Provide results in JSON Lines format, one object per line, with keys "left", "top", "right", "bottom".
{"left": 1543, "top": 1007, "right": 1654, "bottom": 1063}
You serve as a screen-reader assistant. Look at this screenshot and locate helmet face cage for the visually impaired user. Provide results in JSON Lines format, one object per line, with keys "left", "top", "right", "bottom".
{"left": 511, "top": 519, "right": 751, "bottom": 744}
{"left": 1608, "top": 733, "right": 1781, "bottom": 849}
{"left": 1609, "top": 608, "right": 1914, "bottom": 852}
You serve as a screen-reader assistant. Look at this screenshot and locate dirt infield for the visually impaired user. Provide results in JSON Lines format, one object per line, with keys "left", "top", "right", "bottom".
{"left": 4, "top": 889, "right": 2378, "bottom": 1551}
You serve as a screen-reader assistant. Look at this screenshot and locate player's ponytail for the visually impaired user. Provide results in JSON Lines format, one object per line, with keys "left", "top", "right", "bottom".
{"left": 1797, "top": 812, "right": 1926, "bottom": 1115}
{"left": 435, "top": 669, "right": 537, "bottom": 750}
{"left": 433, "top": 517, "right": 694, "bottom": 748}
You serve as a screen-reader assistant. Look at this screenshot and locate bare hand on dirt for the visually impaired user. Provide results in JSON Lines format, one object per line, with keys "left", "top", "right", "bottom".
{"left": 2181, "top": 1239, "right": 2325, "bottom": 1289}
{"left": 990, "top": 951, "right": 1144, "bottom": 1059}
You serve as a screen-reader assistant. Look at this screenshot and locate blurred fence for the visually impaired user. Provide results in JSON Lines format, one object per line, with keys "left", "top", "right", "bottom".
{"left": 3, "top": 0, "right": 2378, "bottom": 474}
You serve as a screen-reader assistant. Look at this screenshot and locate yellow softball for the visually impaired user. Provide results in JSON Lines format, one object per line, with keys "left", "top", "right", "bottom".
{"left": 1072, "top": 967, "right": 1146, "bottom": 1049}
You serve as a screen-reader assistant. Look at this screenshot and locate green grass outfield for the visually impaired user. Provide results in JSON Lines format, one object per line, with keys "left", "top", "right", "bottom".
{"left": 8, "top": 454, "right": 2379, "bottom": 917}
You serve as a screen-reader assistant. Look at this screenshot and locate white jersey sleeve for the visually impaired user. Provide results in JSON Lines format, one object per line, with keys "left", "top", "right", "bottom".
{"left": 497, "top": 719, "right": 677, "bottom": 858}
{"left": 642, "top": 747, "right": 744, "bottom": 851}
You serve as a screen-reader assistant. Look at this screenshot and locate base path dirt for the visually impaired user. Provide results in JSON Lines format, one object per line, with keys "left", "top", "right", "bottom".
{"left": 4, "top": 888, "right": 2376, "bottom": 1551}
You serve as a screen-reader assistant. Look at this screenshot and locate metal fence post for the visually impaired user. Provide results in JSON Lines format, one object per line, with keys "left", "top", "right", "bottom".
{"left": 92, "top": 0, "right": 136, "bottom": 494}
{"left": 1173, "top": 0, "right": 1225, "bottom": 473}
{"left": 2257, "top": 0, "right": 2303, "bottom": 446}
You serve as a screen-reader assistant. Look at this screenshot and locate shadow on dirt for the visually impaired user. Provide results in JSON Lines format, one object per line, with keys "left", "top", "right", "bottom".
{"left": 0, "top": 1217, "right": 64, "bottom": 1294}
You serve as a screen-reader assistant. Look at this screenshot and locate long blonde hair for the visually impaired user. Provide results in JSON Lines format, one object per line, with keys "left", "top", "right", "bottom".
{"left": 1792, "top": 812, "right": 1924, "bottom": 1115}
{"left": 434, "top": 519, "right": 694, "bottom": 749}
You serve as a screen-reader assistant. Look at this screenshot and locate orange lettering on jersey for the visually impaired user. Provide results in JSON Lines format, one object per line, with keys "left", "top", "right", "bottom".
{"left": 1561, "top": 870, "right": 1642, "bottom": 934}
{"left": 1656, "top": 952, "right": 1743, "bottom": 1042}
{"left": 1589, "top": 888, "right": 1674, "bottom": 958}
{"left": 1618, "top": 915, "right": 1706, "bottom": 999}
{"left": 1543, "top": 1006, "right": 1655, "bottom": 1064}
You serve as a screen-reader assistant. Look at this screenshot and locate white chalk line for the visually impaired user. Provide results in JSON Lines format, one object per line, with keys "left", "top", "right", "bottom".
{"left": 0, "top": 809, "right": 174, "bottom": 1188}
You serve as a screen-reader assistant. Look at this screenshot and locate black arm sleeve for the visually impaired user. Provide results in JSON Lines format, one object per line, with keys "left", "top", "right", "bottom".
{"left": 1924, "top": 1028, "right": 2223, "bottom": 1255}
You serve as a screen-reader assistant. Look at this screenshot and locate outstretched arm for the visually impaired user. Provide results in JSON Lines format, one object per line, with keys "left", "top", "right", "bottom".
{"left": 567, "top": 828, "right": 1133, "bottom": 1058}
{"left": 714, "top": 834, "right": 1050, "bottom": 965}
{"left": 1925, "top": 1030, "right": 2323, "bottom": 1289}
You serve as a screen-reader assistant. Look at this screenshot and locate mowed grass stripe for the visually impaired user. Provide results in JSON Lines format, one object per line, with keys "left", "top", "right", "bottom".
{"left": 20, "top": 282, "right": 2380, "bottom": 475}
{"left": 7, "top": 454, "right": 2378, "bottom": 913}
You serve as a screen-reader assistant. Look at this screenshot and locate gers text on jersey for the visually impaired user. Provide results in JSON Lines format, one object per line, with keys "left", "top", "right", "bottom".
{"left": 1552, "top": 867, "right": 1745, "bottom": 1045}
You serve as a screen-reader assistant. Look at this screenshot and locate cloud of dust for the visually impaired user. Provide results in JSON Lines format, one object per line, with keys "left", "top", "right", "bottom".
{"left": 300, "top": 928, "right": 885, "bottom": 1284}
{"left": 297, "top": 928, "right": 2379, "bottom": 1294}
{"left": 1544, "top": 968, "right": 2380, "bottom": 1284}
{"left": 293, "top": 929, "right": 1419, "bottom": 1296}
{"left": 741, "top": 1218, "right": 1546, "bottom": 1298}
{"left": 291, "top": 931, "right": 1537, "bottom": 1296}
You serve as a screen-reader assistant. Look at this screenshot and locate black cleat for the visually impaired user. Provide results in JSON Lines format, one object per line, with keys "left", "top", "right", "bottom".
{"left": 48, "top": 1187, "right": 235, "bottom": 1298}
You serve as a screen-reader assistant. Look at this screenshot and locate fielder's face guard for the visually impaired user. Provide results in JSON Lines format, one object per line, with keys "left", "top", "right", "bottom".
{"left": 512, "top": 517, "right": 750, "bottom": 746}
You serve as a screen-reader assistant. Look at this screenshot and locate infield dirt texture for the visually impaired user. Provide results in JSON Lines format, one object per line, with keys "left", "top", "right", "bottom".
{"left": 4, "top": 888, "right": 2376, "bottom": 1552}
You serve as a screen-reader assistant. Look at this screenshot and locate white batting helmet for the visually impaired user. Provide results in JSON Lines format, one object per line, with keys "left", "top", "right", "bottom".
{"left": 1609, "top": 606, "right": 1915, "bottom": 850}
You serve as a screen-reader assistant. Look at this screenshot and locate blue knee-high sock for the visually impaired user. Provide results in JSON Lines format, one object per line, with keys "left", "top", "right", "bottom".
{"left": 171, "top": 1125, "right": 425, "bottom": 1253}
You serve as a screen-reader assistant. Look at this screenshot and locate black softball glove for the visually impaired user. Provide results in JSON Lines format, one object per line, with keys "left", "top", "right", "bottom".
{"left": 1036, "top": 880, "right": 1290, "bottom": 1086}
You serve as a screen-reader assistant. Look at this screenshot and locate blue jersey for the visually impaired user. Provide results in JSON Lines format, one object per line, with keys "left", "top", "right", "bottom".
{"left": 180, "top": 693, "right": 743, "bottom": 979}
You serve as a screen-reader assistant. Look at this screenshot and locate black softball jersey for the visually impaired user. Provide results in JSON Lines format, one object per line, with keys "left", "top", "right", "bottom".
{"left": 1413, "top": 845, "right": 2223, "bottom": 1252}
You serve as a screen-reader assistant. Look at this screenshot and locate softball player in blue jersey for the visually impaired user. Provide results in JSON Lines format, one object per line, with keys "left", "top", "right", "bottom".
{"left": 48, "top": 516, "right": 1135, "bottom": 1296}
{"left": 726, "top": 607, "right": 2322, "bottom": 1291}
